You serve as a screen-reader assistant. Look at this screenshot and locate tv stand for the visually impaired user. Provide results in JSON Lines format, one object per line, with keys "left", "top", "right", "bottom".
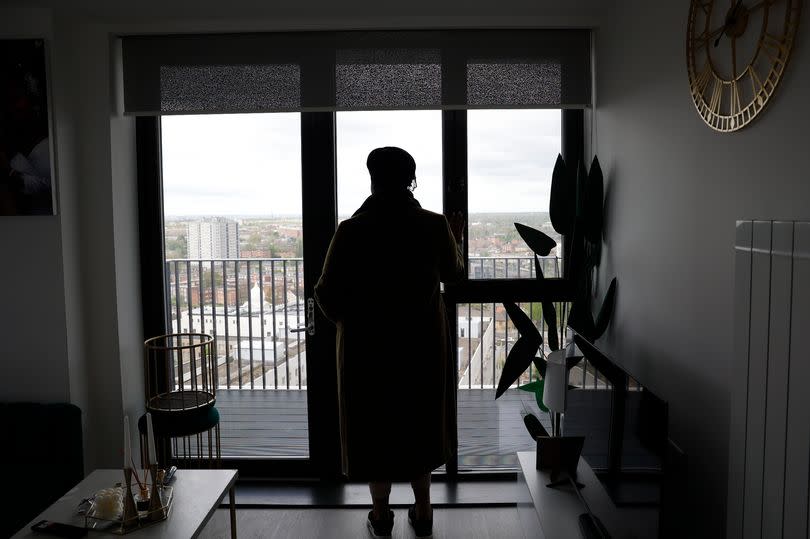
{"left": 516, "top": 452, "right": 637, "bottom": 538}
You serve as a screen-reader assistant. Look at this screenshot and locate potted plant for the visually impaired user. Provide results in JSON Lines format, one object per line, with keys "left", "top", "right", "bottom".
{"left": 495, "top": 154, "right": 617, "bottom": 442}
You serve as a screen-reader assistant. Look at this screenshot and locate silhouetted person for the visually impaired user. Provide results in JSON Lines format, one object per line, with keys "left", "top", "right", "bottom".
{"left": 315, "top": 147, "right": 464, "bottom": 538}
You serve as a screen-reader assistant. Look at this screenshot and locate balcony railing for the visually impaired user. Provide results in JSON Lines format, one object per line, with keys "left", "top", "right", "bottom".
{"left": 466, "top": 255, "right": 560, "bottom": 280}
{"left": 165, "top": 256, "right": 608, "bottom": 392}
{"left": 166, "top": 258, "right": 306, "bottom": 390}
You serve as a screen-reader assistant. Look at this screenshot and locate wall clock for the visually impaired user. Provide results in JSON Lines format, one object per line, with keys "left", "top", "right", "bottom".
{"left": 687, "top": 0, "right": 802, "bottom": 132}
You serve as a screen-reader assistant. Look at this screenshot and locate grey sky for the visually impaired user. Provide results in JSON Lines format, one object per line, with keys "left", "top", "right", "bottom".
{"left": 161, "top": 109, "right": 560, "bottom": 217}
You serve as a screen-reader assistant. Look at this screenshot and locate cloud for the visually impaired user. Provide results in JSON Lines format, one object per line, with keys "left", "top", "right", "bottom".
{"left": 336, "top": 110, "right": 443, "bottom": 215}
{"left": 161, "top": 109, "right": 560, "bottom": 216}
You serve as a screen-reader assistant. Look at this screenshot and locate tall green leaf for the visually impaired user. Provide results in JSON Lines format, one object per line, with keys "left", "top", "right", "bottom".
{"left": 515, "top": 223, "right": 556, "bottom": 257}
{"left": 534, "top": 254, "right": 543, "bottom": 282}
{"left": 568, "top": 298, "right": 596, "bottom": 342}
{"left": 523, "top": 411, "right": 550, "bottom": 438}
{"left": 584, "top": 156, "right": 604, "bottom": 244}
{"left": 532, "top": 355, "right": 548, "bottom": 379}
{"left": 535, "top": 258, "right": 559, "bottom": 352}
{"left": 518, "top": 380, "right": 549, "bottom": 413}
{"left": 504, "top": 302, "right": 542, "bottom": 343}
{"left": 593, "top": 278, "right": 617, "bottom": 339}
{"left": 549, "top": 154, "right": 574, "bottom": 236}
{"left": 575, "top": 157, "right": 588, "bottom": 217}
{"left": 496, "top": 336, "right": 540, "bottom": 399}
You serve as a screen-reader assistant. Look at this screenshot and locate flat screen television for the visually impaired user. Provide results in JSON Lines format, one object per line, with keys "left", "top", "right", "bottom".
{"left": 564, "top": 334, "right": 669, "bottom": 507}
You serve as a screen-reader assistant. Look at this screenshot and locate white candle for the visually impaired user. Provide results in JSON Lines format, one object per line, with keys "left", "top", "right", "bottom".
{"left": 123, "top": 415, "right": 131, "bottom": 470}
{"left": 146, "top": 413, "right": 157, "bottom": 466}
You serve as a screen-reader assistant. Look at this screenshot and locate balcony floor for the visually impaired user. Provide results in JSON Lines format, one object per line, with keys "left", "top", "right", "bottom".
{"left": 215, "top": 388, "right": 547, "bottom": 470}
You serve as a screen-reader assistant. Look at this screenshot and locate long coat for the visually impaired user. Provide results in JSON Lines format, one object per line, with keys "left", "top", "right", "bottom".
{"left": 314, "top": 191, "right": 465, "bottom": 481}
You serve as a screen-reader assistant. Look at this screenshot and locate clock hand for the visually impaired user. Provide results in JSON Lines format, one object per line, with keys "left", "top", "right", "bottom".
{"left": 714, "top": 0, "right": 772, "bottom": 46}
{"left": 715, "top": 0, "right": 746, "bottom": 46}
{"left": 714, "top": 27, "right": 727, "bottom": 47}
{"left": 697, "top": 24, "right": 729, "bottom": 49}
{"left": 707, "top": 25, "right": 727, "bottom": 42}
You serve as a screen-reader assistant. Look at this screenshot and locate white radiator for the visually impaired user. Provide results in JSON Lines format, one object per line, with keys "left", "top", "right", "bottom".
{"left": 728, "top": 220, "right": 810, "bottom": 539}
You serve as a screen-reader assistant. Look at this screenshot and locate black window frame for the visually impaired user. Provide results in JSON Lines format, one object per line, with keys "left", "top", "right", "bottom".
{"left": 441, "top": 108, "right": 582, "bottom": 475}
{"left": 443, "top": 108, "right": 582, "bottom": 300}
{"left": 137, "top": 108, "right": 585, "bottom": 479}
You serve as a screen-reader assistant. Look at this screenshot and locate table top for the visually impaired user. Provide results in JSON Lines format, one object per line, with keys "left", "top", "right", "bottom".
{"left": 13, "top": 469, "right": 237, "bottom": 539}
{"left": 517, "top": 451, "right": 636, "bottom": 539}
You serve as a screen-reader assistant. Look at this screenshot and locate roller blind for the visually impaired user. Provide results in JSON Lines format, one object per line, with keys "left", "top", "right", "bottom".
{"left": 122, "top": 30, "right": 591, "bottom": 115}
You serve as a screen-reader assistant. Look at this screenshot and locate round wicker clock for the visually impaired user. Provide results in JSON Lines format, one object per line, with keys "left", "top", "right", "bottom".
{"left": 687, "top": 0, "right": 802, "bottom": 132}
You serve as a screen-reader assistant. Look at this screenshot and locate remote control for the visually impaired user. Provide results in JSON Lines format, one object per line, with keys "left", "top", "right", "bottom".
{"left": 163, "top": 465, "right": 178, "bottom": 485}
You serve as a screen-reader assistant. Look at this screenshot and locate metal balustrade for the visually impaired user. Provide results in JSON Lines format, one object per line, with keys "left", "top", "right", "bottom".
{"left": 165, "top": 258, "right": 305, "bottom": 390}
{"left": 164, "top": 256, "right": 608, "bottom": 392}
{"left": 164, "top": 255, "right": 615, "bottom": 462}
{"left": 462, "top": 256, "right": 611, "bottom": 391}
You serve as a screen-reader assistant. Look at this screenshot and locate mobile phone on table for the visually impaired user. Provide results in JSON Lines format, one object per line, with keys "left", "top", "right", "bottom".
{"left": 30, "top": 519, "right": 87, "bottom": 538}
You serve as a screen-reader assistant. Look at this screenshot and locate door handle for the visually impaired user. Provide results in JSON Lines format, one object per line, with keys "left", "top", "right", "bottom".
{"left": 290, "top": 298, "right": 316, "bottom": 336}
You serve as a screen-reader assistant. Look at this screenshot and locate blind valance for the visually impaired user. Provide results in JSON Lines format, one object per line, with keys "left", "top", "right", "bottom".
{"left": 122, "top": 30, "right": 591, "bottom": 115}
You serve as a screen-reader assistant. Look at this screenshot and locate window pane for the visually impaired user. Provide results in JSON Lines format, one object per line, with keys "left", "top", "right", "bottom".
{"left": 336, "top": 110, "right": 442, "bottom": 220}
{"left": 161, "top": 113, "right": 309, "bottom": 459}
{"left": 456, "top": 301, "right": 558, "bottom": 471}
{"left": 467, "top": 110, "right": 562, "bottom": 279}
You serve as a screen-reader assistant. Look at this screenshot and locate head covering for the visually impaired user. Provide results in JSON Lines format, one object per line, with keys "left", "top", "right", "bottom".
{"left": 366, "top": 147, "right": 416, "bottom": 191}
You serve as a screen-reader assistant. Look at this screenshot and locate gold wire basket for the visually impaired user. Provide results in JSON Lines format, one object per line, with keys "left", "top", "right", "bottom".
{"left": 144, "top": 333, "right": 217, "bottom": 413}
{"left": 84, "top": 484, "right": 174, "bottom": 535}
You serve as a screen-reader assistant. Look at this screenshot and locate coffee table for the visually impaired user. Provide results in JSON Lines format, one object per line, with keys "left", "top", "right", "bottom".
{"left": 12, "top": 469, "right": 237, "bottom": 538}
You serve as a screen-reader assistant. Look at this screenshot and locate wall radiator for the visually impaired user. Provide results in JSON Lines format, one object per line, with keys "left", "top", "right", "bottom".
{"left": 728, "top": 220, "right": 810, "bottom": 539}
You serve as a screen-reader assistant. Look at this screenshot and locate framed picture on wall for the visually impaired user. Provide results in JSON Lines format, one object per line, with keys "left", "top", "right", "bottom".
{"left": 1, "top": 39, "right": 55, "bottom": 216}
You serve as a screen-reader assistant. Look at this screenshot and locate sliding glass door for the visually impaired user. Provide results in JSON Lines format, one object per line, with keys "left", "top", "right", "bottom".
{"left": 455, "top": 109, "right": 563, "bottom": 471}
{"left": 150, "top": 111, "right": 348, "bottom": 477}
{"left": 160, "top": 113, "right": 327, "bottom": 472}
{"left": 145, "top": 107, "right": 579, "bottom": 477}
{"left": 129, "top": 28, "right": 591, "bottom": 479}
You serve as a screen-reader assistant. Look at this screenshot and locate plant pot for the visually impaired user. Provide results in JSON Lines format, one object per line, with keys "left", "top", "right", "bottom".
{"left": 536, "top": 435, "right": 585, "bottom": 482}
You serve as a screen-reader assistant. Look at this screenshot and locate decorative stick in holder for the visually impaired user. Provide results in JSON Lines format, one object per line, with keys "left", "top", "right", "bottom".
{"left": 122, "top": 468, "right": 139, "bottom": 526}
{"left": 147, "top": 465, "right": 166, "bottom": 521}
{"left": 144, "top": 413, "right": 166, "bottom": 521}
{"left": 122, "top": 416, "right": 138, "bottom": 526}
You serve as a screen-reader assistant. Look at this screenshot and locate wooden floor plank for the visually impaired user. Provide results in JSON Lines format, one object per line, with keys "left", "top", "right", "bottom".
{"left": 199, "top": 507, "right": 523, "bottom": 539}
{"left": 214, "top": 389, "right": 545, "bottom": 465}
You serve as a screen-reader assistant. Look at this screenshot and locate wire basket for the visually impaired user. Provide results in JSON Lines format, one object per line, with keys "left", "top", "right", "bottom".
{"left": 144, "top": 333, "right": 216, "bottom": 413}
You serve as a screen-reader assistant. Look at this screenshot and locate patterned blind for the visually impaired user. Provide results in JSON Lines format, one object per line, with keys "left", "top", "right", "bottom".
{"left": 122, "top": 30, "right": 591, "bottom": 115}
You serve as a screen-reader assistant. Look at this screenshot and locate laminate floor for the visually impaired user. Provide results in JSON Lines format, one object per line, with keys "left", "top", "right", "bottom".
{"left": 215, "top": 389, "right": 548, "bottom": 468}
{"left": 199, "top": 507, "right": 524, "bottom": 539}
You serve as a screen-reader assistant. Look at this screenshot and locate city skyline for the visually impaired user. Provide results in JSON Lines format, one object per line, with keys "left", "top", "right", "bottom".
{"left": 164, "top": 211, "right": 559, "bottom": 261}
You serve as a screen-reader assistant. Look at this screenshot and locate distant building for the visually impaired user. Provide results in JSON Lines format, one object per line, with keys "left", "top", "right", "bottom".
{"left": 240, "top": 249, "right": 272, "bottom": 259}
{"left": 187, "top": 218, "right": 239, "bottom": 259}
{"left": 174, "top": 283, "right": 304, "bottom": 342}
{"left": 458, "top": 316, "right": 490, "bottom": 339}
